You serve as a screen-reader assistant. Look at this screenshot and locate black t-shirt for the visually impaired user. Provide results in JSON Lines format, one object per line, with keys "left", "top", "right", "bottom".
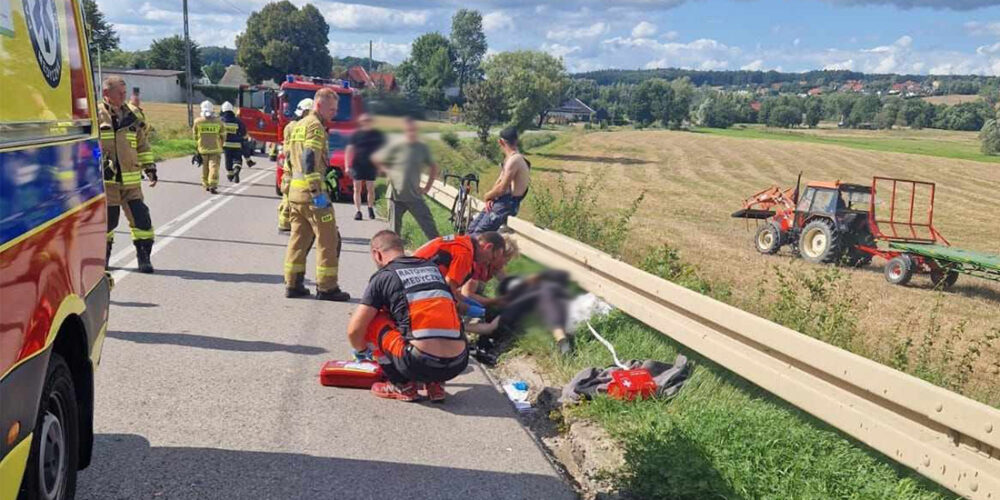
{"left": 362, "top": 256, "right": 452, "bottom": 336}
{"left": 349, "top": 129, "right": 386, "bottom": 171}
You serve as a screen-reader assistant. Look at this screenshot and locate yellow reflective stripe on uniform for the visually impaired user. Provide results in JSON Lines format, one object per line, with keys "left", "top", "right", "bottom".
{"left": 223, "top": 142, "right": 242, "bottom": 148}
{"left": 321, "top": 213, "right": 333, "bottom": 223}
{"left": 284, "top": 262, "right": 306, "bottom": 272}
{"left": 126, "top": 132, "right": 137, "bottom": 147}
{"left": 136, "top": 152, "right": 154, "bottom": 163}
{"left": 99, "top": 131, "right": 115, "bottom": 139}
{"left": 131, "top": 228, "right": 155, "bottom": 240}
{"left": 316, "top": 266, "right": 338, "bottom": 277}
{"left": 290, "top": 127, "right": 307, "bottom": 142}
{"left": 121, "top": 171, "right": 143, "bottom": 181}
{"left": 303, "top": 139, "right": 325, "bottom": 150}
{"left": 224, "top": 123, "right": 238, "bottom": 132}
{"left": 304, "top": 173, "right": 321, "bottom": 182}
{"left": 290, "top": 179, "right": 310, "bottom": 189}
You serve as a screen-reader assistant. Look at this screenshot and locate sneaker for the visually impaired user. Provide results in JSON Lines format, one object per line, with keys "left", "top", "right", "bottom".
{"left": 424, "top": 382, "right": 447, "bottom": 402}
{"left": 285, "top": 286, "right": 310, "bottom": 298}
{"left": 371, "top": 381, "right": 419, "bottom": 402}
{"left": 315, "top": 287, "right": 350, "bottom": 302}
{"left": 368, "top": 207, "right": 376, "bottom": 220}
{"left": 354, "top": 211, "right": 363, "bottom": 221}
{"left": 247, "top": 159, "right": 256, "bottom": 168}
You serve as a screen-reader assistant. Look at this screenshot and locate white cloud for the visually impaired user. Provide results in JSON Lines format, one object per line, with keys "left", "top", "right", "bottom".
{"left": 631, "top": 21, "right": 657, "bottom": 38}
{"left": 483, "top": 11, "right": 514, "bottom": 33}
{"left": 965, "top": 21, "right": 1000, "bottom": 37}
{"left": 741, "top": 59, "right": 765, "bottom": 70}
{"left": 699, "top": 59, "right": 729, "bottom": 70}
{"left": 547, "top": 22, "right": 610, "bottom": 42}
{"left": 606, "top": 36, "right": 740, "bottom": 71}
{"left": 824, "top": 59, "right": 855, "bottom": 70}
{"left": 541, "top": 43, "right": 582, "bottom": 58}
{"left": 329, "top": 39, "right": 411, "bottom": 64}
{"left": 661, "top": 30, "right": 680, "bottom": 41}
{"left": 322, "top": 3, "right": 428, "bottom": 31}
{"left": 978, "top": 42, "right": 1000, "bottom": 55}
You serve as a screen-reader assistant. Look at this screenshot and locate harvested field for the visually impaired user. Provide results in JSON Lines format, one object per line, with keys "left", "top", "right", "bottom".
{"left": 519, "top": 129, "right": 1000, "bottom": 404}
{"left": 922, "top": 94, "right": 984, "bottom": 106}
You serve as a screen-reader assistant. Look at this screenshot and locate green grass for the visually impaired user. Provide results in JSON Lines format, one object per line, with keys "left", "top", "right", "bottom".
{"left": 149, "top": 138, "right": 196, "bottom": 162}
{"left": 385, "top": 190, "right": 953, "bottom": 499}
{"left": 696, "top": 126, "right": 1000, "bottom": 164}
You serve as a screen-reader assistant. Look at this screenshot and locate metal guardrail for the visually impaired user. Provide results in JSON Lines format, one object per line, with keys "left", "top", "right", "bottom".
{"left": 425, "top": 177, "right": 1000, "bottom": 499}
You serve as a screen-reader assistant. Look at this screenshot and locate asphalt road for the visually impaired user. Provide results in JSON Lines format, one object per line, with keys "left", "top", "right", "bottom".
{"left": 77, "top": 156, "right": 574, "bottom": 499}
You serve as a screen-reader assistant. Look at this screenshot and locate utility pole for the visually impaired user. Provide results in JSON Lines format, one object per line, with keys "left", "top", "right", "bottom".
{"left": 183, "top": 0, "right": 193, "bottom": 126}
{"left": 369, "top": 40, "right": 373, "bottom": 73}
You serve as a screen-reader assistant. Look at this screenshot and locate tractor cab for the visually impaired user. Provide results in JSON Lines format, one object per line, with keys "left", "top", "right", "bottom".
{"left": 793, "top": 181, "right": 874, "bottom": 264}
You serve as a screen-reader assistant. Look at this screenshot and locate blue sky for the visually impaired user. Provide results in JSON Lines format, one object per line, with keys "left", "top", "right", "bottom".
{"left": 99, "top": 0, "right": 1000, "bottom": 75}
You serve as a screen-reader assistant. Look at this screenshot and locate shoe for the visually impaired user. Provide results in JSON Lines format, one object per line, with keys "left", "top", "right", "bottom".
{"left": 278, "top": 227, "right": 291, "bottom": 233}
{"left": 233, "top": 168, "right": 241, "bottom": 184}
{"left": 247, "top": 159, "right": 256, "bottom": 168}
{"left": 424, "top": 382, "right": 447, "bottom": 403}
{"left": 134, "top": 240, "right": 154, "bottom": 274}
{"left": 354, "top": 211, "right": 363, "bottom": 221}
{"left": 226, "top": 172, "right": 235, "bottom": 182}
{"left": 285, "top": 286, "right": 310, "bottom": 298}
{"left": 315, "top": 287, "right": 350, "bottom": 301}
{"left": 371, "top": 382, "right": 419, "bottom": 402}
{"left": 557, "top": 337, "right": 574, "bottom": 356}
{"left": 368, "top": 207, "right": 376, "bottom": 220}
{"left": 209, "top": 187, "right": 219, "bottom": 194}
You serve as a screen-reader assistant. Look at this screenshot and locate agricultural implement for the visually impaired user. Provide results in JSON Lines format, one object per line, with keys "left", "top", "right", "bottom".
{"left": 732, "top": 175, "right": 1000, "bottom": 289}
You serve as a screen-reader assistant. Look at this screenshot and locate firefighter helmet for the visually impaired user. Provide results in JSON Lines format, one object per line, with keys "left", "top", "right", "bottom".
{"left": 200, "top": 100, "right": 214, "bottom": 117}
{"left": 221, "top": 101, "right": 234, "bottom": 113}
{"left": 295, "top": 98, "right": 314, "bottom": 118}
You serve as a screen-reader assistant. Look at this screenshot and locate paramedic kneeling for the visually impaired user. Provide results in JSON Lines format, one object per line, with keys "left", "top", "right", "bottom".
{"left": 347, "top": 230, "right": 469, "bottom": 402}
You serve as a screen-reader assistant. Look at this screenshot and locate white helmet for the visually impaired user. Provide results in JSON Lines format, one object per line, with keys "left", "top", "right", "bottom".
{"left": 295, "top": 98, "right": 314, "bottom": 117}
{"left": 221, "top": 101, "right": 234, "bottom": 113}
{"left": 200, "top": 100, "right": 214, "bottom": 117}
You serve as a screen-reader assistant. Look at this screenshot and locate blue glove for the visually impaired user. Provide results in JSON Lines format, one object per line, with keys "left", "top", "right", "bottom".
{"left": 312, "top": 192, "right": 331, "bottom": 208}
{"left": 465, "top": 302, "right": 486, "bottom": 319}
{"left": 352, "top": 347, "right": 373, "bottom": 362}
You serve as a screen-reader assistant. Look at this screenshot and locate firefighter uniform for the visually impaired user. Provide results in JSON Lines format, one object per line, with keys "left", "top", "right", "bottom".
{"left": 98, "top": 100, "right": 157, "bottom": 273}
{"left": 283, "top": 113, "right": 346, "bottom": 299}
{"left": 193, "top": 115, "right": 225, "bottom": 191}
{"left": 220, "top": 108, "right": 246, "bottom": 183}
{"left": 277, "top": 117, "right": 299, "bottom": 232}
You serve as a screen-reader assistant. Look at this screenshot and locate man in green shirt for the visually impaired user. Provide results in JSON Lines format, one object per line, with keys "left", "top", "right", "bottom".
{"left": 373, "top": 117, "right": 440, "bottom": 240}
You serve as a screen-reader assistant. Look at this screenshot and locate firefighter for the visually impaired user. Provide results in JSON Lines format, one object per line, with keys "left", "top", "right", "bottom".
{"left": 99, "top": 76, "right": 157, "bottom": 273}
{"left": 193, "top": 101, "right": 225, "bottom": 194}
{"left": 278, "top": 98, "right": 314, "bottom": 232}
{"left": 283, "top": 88, "right": 350, "bottom": 301}
{"left": 220, "top": 101, "right": 247, "bottom": 184}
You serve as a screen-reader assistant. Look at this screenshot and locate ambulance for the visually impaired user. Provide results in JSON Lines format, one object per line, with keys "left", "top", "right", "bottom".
{"left": 0, "top": 0, "right": 109, "bottom": 498}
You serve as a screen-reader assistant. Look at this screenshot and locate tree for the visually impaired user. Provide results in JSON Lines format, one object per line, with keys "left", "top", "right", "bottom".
{"left": 420, "top": 46, "right": 454, "bottom": 109}
{"left": 628, "top": 78, "right": 672, "bottom": 127}
{"left": 484, "top": 51, "right": 567, "bottom": 131}
{"left": 768, "top": 105, "right": 801, "bottom": 128}
{"left": 804, "top": 97, "right": 823, "bottom": 127}
{"left": 82, "top": 0, "right": 118, "bottom": 53}
{"left": 102, "top": 49, "right": 147, "bottom": 69}
{"left": 876, "top": 98, "right": 900, "bottom": 130}
{"left": 147, "top": 36, "right": 202, "bottom": 80}
{"left": 203, "top": 61, "right": 226, "bottom": 83}
{"left": 902, "top": 99, "right": 931, "bottom": 129}
{"left": 696, "top": 96, "right": 736, "bottom": 128}
{"left": 450, "top": 9, "right": 487, "bottom": 101}
{"left": 201, "top": 46, "right": 237, "bottom": 66}
{"left": 668, "top": 78, "right": 694, "bottom": 129}
{"left": 397, "top": 33, "right": 455, "bottom": 109}
{"left": 236, "top": 1, "right": 332, "bottom": 84}
{"left": 848, "top": 94, "right": 880, "bottom": 127}
{"left": 981, "top": 117, "right": 1000, "bottom": 155}
{"left": 464, "top": 79, "right": 507, "bottom": 146}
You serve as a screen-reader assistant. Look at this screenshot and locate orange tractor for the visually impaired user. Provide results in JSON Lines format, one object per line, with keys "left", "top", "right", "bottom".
{"left": 733, "top": 175, "right": 1000, "bottom": 289}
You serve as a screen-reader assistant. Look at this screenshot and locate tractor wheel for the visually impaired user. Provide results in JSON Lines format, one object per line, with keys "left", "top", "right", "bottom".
{"left": 754, "top": 223, "right": 782, "bottom": 255}
{"left": 884, "top": 255, "right": 914, "bottom": 286}
{"left": 798, "top": 219, "right": 842, "bottom": 264}
{"left": 930, "top": 267, "right": 959, "bottom": 290}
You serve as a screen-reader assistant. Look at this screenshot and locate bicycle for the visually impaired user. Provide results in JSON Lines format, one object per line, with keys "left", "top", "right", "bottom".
{"left": 443, "top": 172, "right": 480, "bottom": 234}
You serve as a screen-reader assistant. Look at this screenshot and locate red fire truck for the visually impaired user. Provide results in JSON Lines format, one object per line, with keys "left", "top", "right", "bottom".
{"left": 238, "top": 75, "right": 364, "bottom": 199}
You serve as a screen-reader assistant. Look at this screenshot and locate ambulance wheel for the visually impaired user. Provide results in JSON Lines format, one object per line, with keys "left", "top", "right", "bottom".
{"left": 21, "top": 354, "right": 79, "bottom": 500}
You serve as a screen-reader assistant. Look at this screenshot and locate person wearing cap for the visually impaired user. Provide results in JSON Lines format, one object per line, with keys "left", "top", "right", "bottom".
{"left": 220, "top": 101, "right": 248, "bottom": 184}
{"left": 467, "top": 126, "right": 530, "bottom": 234}
{"left": 193, "top": 100, "right": 226, "bottom": 194}
{"left": 371, "top": 117, "right": 440, "bottom": 240}
{"left": 277, "top": 98, "right": 314, "bottom": 232}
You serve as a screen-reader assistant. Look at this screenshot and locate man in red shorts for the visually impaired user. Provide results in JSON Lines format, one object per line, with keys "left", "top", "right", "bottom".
{"left": 347, "top": 230, "right": 469, "bottom": 402}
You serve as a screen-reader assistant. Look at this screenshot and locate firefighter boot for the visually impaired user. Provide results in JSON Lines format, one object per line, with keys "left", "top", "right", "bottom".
{"left": 226, "top": 168, "right": 235, "bottom": 183}
{"left": 286, "top": 274, "right": 310, "bottom": 298}
{"left": 135, "top": 240, "right": 154, "bottom": 274}
{"left": 315, "top": 287, "right": 350, "bottom": 302}
{"left": 233, "top": 165, "right": 242, "bottom": 184}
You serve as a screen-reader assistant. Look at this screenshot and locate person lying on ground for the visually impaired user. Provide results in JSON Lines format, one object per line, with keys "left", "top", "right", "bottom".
{"left": 464, "top": 269, "right": 575, "bottom": 356}
{"left": 347, "top": 230, "right": 469, "bottom": 402}
{"left": 467, "top": 127, "right": 530, "bottom": 234}
{"left": 412, "top": 232, "right": 507, "bottom": 313}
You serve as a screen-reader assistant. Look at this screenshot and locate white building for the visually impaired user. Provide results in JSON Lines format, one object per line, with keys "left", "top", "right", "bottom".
{"left": 96, "top": 68, "right": 186, "bottom": 103}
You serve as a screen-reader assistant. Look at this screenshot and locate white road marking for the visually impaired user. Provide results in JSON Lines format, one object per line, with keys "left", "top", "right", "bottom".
{"left": 110, "top": 168, "right": 274, "bottom": 284}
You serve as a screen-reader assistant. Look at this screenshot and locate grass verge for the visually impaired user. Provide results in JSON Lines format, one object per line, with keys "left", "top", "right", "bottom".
{"left": 696, "top": 126, "right": 1000, "bottom": 164}
{"left": 382, "top": 186, "right": 952, "bottom": 499}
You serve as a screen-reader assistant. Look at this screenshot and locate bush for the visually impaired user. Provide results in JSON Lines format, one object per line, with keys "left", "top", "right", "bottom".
{"left": 194, "top": 84, "right": 238, "bottom": 104}
{"left": 531, "top": 174, "right": 644, "bottom": 257}
{"left": 768, "top": 105, "right": 801, "bottom": 128}
{"left": 981, "top": 118, "right": 1000, "bottom": 155}
{"left": 640, "top": 244, "right": 729, "bottom": 300}
{"left": 441, "top": 130, "right": 460, "bottom": 149}
{"left": 520, "top": 133, "right": 557, "bottom": 152}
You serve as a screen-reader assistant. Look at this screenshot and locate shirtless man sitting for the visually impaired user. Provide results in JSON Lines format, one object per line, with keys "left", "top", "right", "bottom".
{"left": 467, "top": 127, "right": 530, "bottom": 234}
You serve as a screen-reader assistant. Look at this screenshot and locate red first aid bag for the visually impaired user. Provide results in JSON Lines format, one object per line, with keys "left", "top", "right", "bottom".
{"left": 607, "top": 368, "right": 657, "bottom": 401}
{"left": 319, "top": 360, "right": 384, "bottom": 388}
